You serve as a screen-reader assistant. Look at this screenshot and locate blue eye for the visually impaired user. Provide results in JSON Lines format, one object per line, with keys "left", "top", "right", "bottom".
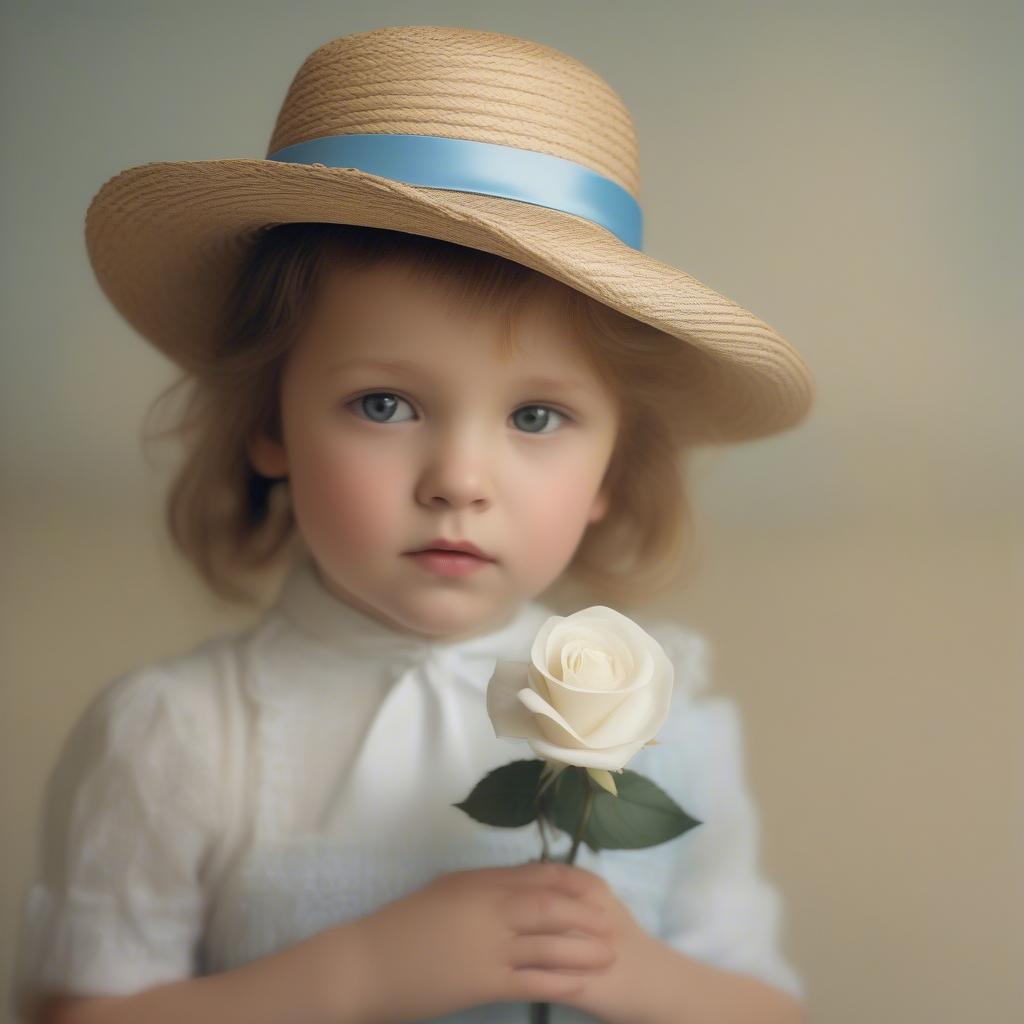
{"left": 350, "top": 393, "right": 415, "bottom": 423}
{"left": 346, "top": 392, "right": 569, "bottom": 434}
{"left": 510, "top": 405, "right": 568, "bottom": 434}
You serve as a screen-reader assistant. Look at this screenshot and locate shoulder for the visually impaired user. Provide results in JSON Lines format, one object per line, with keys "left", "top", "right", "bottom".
{"left": 87, "top": 630, "right": 244, "bottom": 728}
{"left": 36, "top": 634, "right": 255, "bottom": 873}
{"left": 641, "top": 616, "right": 712, "bottom": 698}
{"left": 70, "top": 628, "right": 254, "bottom": 804}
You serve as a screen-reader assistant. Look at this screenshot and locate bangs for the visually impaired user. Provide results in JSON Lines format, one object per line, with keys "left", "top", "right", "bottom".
{"left": 280, "top": 222, "right": 582, "bottom": 360}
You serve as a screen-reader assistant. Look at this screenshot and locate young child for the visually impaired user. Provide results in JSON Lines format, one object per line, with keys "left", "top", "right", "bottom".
{"left": 11, "top": 26, "right": 814, "bottom": 1024}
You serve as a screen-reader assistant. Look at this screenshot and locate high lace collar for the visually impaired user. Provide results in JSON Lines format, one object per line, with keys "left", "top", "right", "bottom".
{"left": 271, "top": 550, "right": 556, "bottom": 673}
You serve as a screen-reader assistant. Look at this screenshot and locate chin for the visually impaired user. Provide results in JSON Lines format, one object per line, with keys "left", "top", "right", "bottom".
{"left": 398, "top": 598, "right": 497, "bottom": 638}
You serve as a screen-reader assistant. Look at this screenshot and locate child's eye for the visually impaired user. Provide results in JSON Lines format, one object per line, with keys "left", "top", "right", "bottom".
{"left": 348, "top": 392, "right": 416, "bottom": 424}
{"left": 510, "top": 404, "right": 569, "bottom": 434}
{"left": 345, "top": 392, "right": 570, "bottom": 434}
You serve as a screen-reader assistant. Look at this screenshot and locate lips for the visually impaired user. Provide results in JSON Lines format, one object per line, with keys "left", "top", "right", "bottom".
{"left": 411, "top": 537, "right": 493, "bottom": 561}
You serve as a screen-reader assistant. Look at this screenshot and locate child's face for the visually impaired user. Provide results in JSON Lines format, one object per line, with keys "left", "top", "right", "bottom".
{"left": 250, "top": 259, "right": 621, "bottom": 642}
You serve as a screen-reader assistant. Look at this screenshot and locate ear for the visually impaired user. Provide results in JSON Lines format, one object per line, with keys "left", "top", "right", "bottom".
{"left": 247, "top": 431, "right": 289, "bottom": 479}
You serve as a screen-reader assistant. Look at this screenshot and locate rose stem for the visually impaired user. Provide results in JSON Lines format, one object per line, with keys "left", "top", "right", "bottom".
{"left": 534, "top": 764, "right": 561, "bottom": 862}
{"left": 536, "top": 810, "right": 551, "bottom": 861}
{"left": 565, "top": 769, "right": 595, "bottom": 865}
{"left": 530, "top": 1000, "right": 550, "bottom": 1024}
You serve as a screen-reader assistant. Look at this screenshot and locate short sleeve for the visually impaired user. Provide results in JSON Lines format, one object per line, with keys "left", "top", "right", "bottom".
{"left": 657, "top": 687, "right": 805, "bottom": 1003}
{"left": 9, "top": 666, "right": 220, "bottom": 1020}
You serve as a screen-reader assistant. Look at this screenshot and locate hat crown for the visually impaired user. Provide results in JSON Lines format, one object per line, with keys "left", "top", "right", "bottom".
{"left": 267, "top": 25, "right": 641, "bottom": 200}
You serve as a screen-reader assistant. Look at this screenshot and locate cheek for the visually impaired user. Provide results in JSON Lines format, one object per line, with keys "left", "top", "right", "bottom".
{"left": 509, "top": 469, "right": 602, "bottom": 557}
{"left": 291, "top": 440, "right": 407, "bottom": 549}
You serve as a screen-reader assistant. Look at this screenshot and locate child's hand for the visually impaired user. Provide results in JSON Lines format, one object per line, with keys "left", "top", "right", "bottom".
{"left": 352, "top": 860, "right": 617, "bottom": 1021}
{"left": 552, "top": 866, "right": 672, "bottom": 1024}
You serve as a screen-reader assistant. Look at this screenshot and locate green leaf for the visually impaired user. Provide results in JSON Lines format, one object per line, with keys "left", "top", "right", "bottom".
{"left": 452, "top": 759, "right": 546, "bottom": 828}
{"left": 540, "top": 766, "right": 702, "bottom": 852}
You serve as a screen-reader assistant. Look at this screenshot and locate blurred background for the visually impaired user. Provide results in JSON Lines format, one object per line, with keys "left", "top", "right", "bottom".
{"left": 2, "top": 1, "right": 1021, "bottom": 1021}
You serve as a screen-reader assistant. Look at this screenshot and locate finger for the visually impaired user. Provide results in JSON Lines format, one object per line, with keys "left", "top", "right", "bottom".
{"left": 505, "top": 860, "right": 600, "bottom": 899}
{"left": 510, "top": 933, "right": 616, "bottom": 972}
{"left": 505, "top": 967, "right": 587, "bottom": 1004}
{"left": 507, "top": 889, "right": 611, "bottom": 938}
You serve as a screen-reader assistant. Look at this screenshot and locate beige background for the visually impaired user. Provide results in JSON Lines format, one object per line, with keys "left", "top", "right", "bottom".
{"left": 2, "top": 1, "right": 1021, "bottom": 1021}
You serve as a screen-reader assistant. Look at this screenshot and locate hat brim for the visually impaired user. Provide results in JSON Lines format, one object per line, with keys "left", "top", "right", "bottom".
{"left": 84, "top": 158, "right": 814, "bottom": 443}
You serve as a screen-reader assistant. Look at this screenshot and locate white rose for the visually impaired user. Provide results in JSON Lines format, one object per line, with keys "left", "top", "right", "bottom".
{"left": 486, "top": 605, "right": 675, "bottom": 774}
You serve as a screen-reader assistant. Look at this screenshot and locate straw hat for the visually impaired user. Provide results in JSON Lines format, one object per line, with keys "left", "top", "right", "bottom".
{"left": 84, "top": 24, "right": 814, "bottom": 443}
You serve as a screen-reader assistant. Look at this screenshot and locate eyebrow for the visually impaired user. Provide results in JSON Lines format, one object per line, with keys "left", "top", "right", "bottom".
{"left": 328, "top": 357, "right": 593, "bottom": 394}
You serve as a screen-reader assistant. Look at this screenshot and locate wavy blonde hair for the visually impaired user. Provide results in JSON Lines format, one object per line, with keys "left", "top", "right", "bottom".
{"left": 143, "top": 222, "right": 716, "bottom": 610}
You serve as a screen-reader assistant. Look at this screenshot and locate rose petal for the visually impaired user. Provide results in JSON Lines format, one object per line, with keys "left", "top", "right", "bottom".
{"left": 560, "top": 642, "right": 620, "bottom": 691}
{"left": 549, "top": 625, "right": 634, "bottom": 685}
{"left": 488, "top": 606, "right": 679, "bottom": 774}
{"left": 527, "top": 733, "right": 650, "bottom": 772}
{"left": 539, "top": 611, "right": 636, "bottom": 685}
{"left": 546, "top": 664, "right": 656, "bottom": 738}
{"left": 485, "top": 661, "right": 539, "bottom": 740}
{"left": 582, "top": 673, "right": 661, "bottom": 747}
{"left": 517, "top": 685, "right": 587, "bottom": 746}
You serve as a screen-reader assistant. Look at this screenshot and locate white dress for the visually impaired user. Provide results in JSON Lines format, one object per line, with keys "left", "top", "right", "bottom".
{"left": 10, "top": 552, "right": 804, "bottom": 1021}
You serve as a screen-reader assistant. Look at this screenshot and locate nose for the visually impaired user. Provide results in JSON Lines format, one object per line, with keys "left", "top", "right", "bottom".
{"left": 415, "top": 433, "right": 493, "bottom": 510}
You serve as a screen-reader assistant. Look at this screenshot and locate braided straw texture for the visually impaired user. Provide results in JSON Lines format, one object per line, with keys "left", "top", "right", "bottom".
{"left": 269, "top": 27, "right": 640, "bottom": 196}
{"left": 84, "top": 25, "right": 815, "bottom": 443}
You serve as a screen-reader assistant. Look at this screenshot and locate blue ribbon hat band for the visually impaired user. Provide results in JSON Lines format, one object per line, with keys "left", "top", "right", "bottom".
{"left": 266, "top": 133, "right": 643, "bottom": 250}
